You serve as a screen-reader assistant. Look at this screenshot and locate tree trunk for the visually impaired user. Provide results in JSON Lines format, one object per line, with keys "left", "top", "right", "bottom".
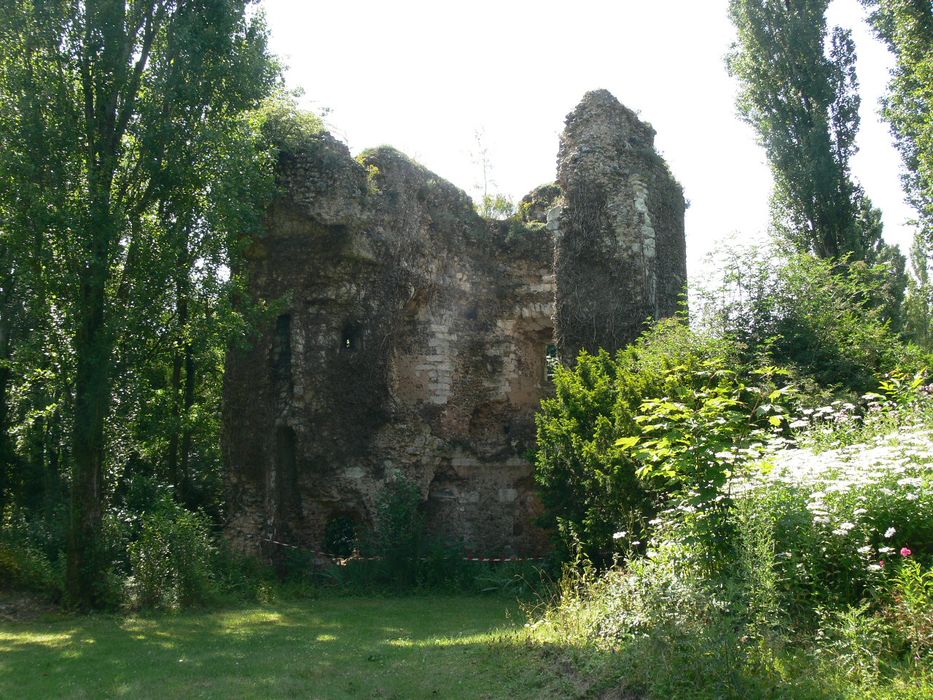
{"left": 167, "top": 347, "right": 182, "bottom": 490}
{"left": 0, "top": 362, "right": 11, "bottom": 514}
{"left": 65, "top": 201, "right": 113, "bottom": 609}
{"left": 179, "top": 337, "right": 195, "bottom": 504}
{"left": 168, "top": 273, "right": 190, "bottom": 499}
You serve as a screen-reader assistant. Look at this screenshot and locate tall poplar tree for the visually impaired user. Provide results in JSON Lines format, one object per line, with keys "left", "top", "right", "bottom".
{"left": 860, "top": 1, "right": 933, "bottom": 344}
{"left": 861, "top": 0, "right": 933, "bottom": 237}
{"left": 727, "top": 0, "right": 873, "bottom": 259}
{"left": 0, "top": 1, "right": 277, "bottom": 608}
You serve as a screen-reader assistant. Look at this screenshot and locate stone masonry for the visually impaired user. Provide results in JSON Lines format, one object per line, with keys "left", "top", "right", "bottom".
{"left": 223, "top": 90, "right": 687, "bottom": 557}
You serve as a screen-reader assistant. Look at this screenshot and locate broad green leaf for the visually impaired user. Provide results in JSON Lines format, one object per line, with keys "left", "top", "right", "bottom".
{"left": 615, "top": 436, "right": 640, "bottom": 450}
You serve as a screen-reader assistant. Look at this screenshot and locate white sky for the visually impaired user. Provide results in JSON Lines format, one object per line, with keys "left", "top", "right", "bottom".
{"left": 261, "top": 0, "right": 915, "bottom": 282}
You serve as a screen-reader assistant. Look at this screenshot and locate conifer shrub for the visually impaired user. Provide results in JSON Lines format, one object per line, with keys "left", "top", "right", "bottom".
{"left": 534, "top": 318, "right": 794, "bottom": 565}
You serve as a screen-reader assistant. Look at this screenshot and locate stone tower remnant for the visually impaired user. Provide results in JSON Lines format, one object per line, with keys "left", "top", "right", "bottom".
{"left": 223, "top": 90, "right": 687, "bottom": 557}
{"left": 555, "top": 90, "right": 687, "bottom": 362}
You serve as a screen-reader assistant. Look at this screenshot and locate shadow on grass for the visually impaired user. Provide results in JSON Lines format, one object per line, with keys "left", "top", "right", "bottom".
{"left": 0, "top": 596, "right": 589, "bottom": 699}
{"left": 5, "top": 596, "right": 910, "bottom": 699}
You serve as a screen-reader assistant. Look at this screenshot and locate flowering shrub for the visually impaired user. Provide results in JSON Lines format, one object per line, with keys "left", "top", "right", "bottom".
{"left": 733, "top": 429, "right": 932, "bottom": 615}
{"left": 790, "top": 370, "right": 933, "bottom": 453}
{"left": 526, "top": 381, "right": 933, "bottom": 697}
{"left": 534, "top": 318, "right": 794, "bottom": 565}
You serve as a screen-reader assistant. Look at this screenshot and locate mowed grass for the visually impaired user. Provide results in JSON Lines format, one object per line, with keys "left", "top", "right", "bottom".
{"left": 0, "top": 595, "right": 580, "bottom": 699}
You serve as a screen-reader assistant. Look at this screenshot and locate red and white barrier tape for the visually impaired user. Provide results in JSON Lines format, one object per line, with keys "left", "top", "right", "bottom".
{"left": 260, "top": 537, "right": 547, "bottom": 563}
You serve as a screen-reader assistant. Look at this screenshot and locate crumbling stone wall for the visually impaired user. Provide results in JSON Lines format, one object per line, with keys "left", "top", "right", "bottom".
{"left": 555, "top": 90, "right": 687, "bottom": 362}
{"left": 224, "top": 90, "right": 686, "bottom": 557}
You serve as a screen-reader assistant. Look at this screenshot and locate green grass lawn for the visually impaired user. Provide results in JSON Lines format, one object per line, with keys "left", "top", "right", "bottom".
{"left": 0, "top": 595, "right": 583, "bottom": 699}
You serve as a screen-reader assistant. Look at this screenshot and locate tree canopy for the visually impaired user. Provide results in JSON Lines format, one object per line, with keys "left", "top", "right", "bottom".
{"left": 727, "top": 0, "right": 872, "bottom": 259}
{"left": 0, "top": 0, "right": 278, "bottom": 608}
{"left": 862, "top": 0, "right": 933, "bottom": 238}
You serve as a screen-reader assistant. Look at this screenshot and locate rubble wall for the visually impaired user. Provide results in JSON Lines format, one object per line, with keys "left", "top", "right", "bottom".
{"left": 224, "top": 91, "right": 686, "bottom": 557}
{"left": 554, "top": 90, "right": 687, "bottom": 361}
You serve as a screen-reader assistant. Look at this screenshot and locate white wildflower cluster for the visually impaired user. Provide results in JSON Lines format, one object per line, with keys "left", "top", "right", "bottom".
{"left": 749, "top": 427, "right": 933, "bottom": 493}
{"left": 731, "top": 424, "right": 931, "bottom": 571}
{"left": 790, "top": 400, "right": 867, "bottom": 435}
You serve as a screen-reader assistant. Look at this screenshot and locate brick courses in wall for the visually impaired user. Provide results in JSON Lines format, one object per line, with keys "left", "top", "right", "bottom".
{"left": 223, "top": 90, "right": 687, "bottom": 557}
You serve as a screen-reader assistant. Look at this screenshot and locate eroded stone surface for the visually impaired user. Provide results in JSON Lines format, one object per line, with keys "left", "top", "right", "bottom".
{"left": 224, "top": 91, "right": 686, "bottom": 557}
{"left": 555, "top": 90, "right": 687, "bottom": 362}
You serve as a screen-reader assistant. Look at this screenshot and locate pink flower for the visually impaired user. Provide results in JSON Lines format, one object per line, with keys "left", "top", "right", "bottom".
{"left": 900, "top": 547, "right": 912, "bottom": 557}
{"left": 879, "top": 560, "right": 885, "bottom": 567}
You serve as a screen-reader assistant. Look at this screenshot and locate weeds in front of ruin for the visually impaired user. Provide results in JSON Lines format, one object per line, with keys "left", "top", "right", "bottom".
{"left": 517, "top": 383, "right": 933, "bottom": 699}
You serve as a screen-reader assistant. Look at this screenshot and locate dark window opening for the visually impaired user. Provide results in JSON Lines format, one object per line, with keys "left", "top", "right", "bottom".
{"left": 341, "top": 322, "right": 362, "bottom": 353}
{"left": 545, "top": 343, "right": 559, "bottom": 381}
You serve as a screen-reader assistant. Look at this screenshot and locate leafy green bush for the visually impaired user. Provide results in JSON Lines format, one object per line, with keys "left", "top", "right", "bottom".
{"left": 893, "top": 559, "right": 933, "bottom": 660}
{"left": 732, "top": 471, "right": 930, "bottom": 621}
{"left": 525, "top": 444, "right": 933, "bottom": 698}
{"left": 534, "top": 318, "right": 793, "bottom": 564}
{"left": 211, "top": 544, "right": 279, "bottom": 603}
{"left": 0, "top": 539, "right": 59, "bottom": 596}
{"left": 816, "top": 602, "right": 903, "bottom": 685}
{"left": 250, "top": 94, "right": 325, "bottom": 153}
{"left": 525, "top": 309, "right": 932, "bottom": 696}
{"left": 0, "top": 507, "right": 64, "bottom": 597}
{"left": 367, "top": 478, "right": 424, "bottom": 588}
{"left": 696, "top": 245, "right": 929, "bottom": 395}
{"left": 127, "top": 499, "right": 216, "bottom": 610}
{"left": 527, "top": 544, "right": 826, "bottom": 699}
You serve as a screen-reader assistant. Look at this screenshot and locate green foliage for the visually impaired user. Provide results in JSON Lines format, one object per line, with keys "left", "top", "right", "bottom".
{"left": 728, "top": 0, "right": 880, "bottom": 260}
{"left": 347, "top": 477, "right": 426, "bottom": 589}
{"left": 0, "top": 536, "right": 59, "bottom": 597}
{"left": 697, "top": 244, "right": 928, "bottom": 394}
{"left": 250, "top": 94, "right": 325, "bottom": 153}
{"left": 524, "top": 401, "right": 933, "bottom": 697}
{"left": 862, "top": 0, "right": 933, "bottom": 239}
{"left": 906, "top": 232, "right": 933, "bottom": 348}
{"left": 210, "top": 545, "right": 279, "bottom": 604}
{"left": 127, "top": 499, "right": 216, "bottom": 610}
{"left": 817, "top": 602, "right": 903, "bottom": 684}
{"left": 0, "top": 505, "right": 66, "bottom": 597}
{"left": 893, "top": 559, "right": 933, "bottom": 660}
{"left": 534, "top": 318, "right": 792, "bottom": 564}
{"left": 477, "top": 193, "right": 515, "bottom": 220}
{"left": 732, "top": 471, "right": 929, "bottom": 619}
{"left": 864, "top": 0, "right": 933, "bottom": 349}
{"left": 323, "top": 514, "right": 358, "bottom": 558}
{"left": 624, "top": 364, "right": 789, "bottom": 491}
{"left": 528, "top": 549, "right": 824, "bottom": 699}
{"left": 0, "top": 1, "right": 279, "bottom": 606}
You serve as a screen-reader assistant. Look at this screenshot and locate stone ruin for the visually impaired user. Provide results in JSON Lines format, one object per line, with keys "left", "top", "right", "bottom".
{"left": 223, "top": 90, "right": 687, "bottom": 558}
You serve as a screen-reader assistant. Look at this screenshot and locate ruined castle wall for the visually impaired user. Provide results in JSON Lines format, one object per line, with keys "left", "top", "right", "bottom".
{"left": 224, "top": 91, "right": 687, "bottom": 558}
{"left": 224, "top": 135, "right": 556, "bottom": 556}
{"left": 554, "top": 90, "right": 687, "bottom": 362}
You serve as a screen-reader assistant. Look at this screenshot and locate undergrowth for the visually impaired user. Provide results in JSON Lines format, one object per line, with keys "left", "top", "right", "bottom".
{"left": 522, "top": 385, "right": 933, "bottom": 699}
